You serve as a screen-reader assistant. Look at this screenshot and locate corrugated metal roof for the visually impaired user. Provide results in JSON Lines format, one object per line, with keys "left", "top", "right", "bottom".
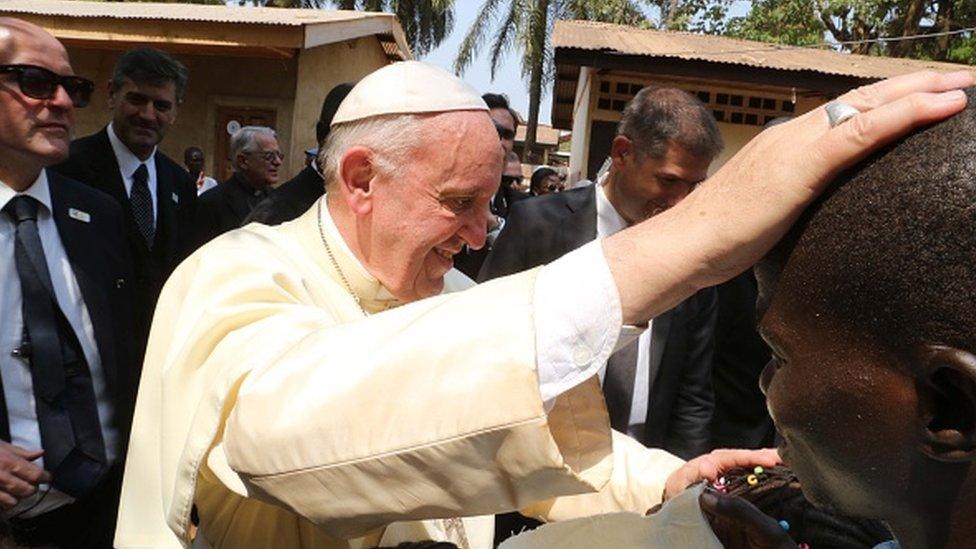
{"left": 0, "top": 0, "right": 388, "bottom": 27}
{"left": 553, "top": 20, "right": 971, "bottom": 79}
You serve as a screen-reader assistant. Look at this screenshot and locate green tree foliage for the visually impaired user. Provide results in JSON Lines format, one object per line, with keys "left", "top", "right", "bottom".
{"left": 725, "top": 0, "right": 976, "bottom": 63}
{"left": 453, "top": 0, "right": 651, "bottom": 162}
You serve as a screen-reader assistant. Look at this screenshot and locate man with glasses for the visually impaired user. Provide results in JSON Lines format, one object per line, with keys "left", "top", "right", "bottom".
{"left": 0, "top": 18, "right": 137, "bottom": 546}
{"left": 194, "top": 126, "right": 281, "bottom": 247}
{"left": 52, "top": 47, "right": 197, "bottom": 358}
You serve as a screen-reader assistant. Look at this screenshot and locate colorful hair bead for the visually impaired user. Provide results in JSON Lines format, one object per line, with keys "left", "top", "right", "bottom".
{"left": 779, "top": 520, "right": 790, "bottom": 531}
{"left": 746, "top": 474, "right": 758, "bottom": 486}
{"left": 754, "top": 465, "right": 764, "bottom": 475}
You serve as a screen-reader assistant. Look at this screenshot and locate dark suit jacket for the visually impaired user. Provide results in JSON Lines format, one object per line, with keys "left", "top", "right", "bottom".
{"left": 50, "top": 128, "right": 197, "bottom": 352}
{"left": 480, "top": 185, "right": 716, "bottom": 459}
{"left": 453, "top": 184, "right": 531, "bottom": 279}
{"left": 243, "top": 165, "right": 323, "bottom": 226}
{"left": 193, "top": 173, "right": 269, "bottom": 247}
{"left": 44, "top": 170, "right": 139, "bottom": 441}
{"left": 710, "top": 269, "right": 775, "bottom": 450}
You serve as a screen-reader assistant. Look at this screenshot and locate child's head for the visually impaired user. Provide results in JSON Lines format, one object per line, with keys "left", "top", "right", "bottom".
{"left": 757, "top": 88, "right": 976, "bottom": 541}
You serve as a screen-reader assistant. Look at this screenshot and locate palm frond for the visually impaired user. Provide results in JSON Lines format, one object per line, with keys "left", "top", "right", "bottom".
{"left": 452, "top": 0, "right": 505, "bottom": 74}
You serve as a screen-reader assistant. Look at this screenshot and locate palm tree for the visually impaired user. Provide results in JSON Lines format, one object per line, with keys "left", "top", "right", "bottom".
{"left": 454, "top": 0, "right": 647, "bottom": 162}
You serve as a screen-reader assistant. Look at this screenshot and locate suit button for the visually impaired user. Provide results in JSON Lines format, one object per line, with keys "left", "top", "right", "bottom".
{"left": 572, "top": 345, "right": 592, "bottom": 368}
{"left": 116, "top": 278, "right": 126, "bottom": 289}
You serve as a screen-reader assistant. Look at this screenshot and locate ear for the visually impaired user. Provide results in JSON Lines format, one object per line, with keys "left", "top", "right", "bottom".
{"left": 609, "top": 135, "right": 634, "bottom": 169}
{"left": 106, "top": 81, "right": 117, "bottom": 108}
{"left": 918, "top": 345, "right": 976, "bottom": 462}
{"left": 336, "top": 146, "right": 376, "bottom": 217}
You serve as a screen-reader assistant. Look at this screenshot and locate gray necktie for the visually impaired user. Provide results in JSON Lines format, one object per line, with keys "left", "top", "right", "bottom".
{"left": 3, "top": 196, "right": 108, "bottom": 497}
{"left": 130, "top": 163, "right": 154, "bottom": 248}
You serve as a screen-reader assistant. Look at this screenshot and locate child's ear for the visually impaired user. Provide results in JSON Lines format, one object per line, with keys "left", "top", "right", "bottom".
{"left": 918, "top": 346, "right": 976, "bottom": 462}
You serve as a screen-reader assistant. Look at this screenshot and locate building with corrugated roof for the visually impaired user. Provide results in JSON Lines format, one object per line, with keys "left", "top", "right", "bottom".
{"left": 552, "top": 20, "right": 973, "bottom": 185}
{"left": 0, "top": 0, "right": 410, "bottom": 180}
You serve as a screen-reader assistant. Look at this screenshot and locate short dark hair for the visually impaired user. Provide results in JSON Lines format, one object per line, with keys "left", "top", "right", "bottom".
{"left": 316, "top": 82, "right": 355, "bottom": 145}
{"left": 617, "top": 87, "right": 723, "bottom": 161}
{"left": 530, "top": 167, "right": 558, "bottom": 194}
{"left": 111, "top": 48, "right": 188, "bottom": 101}
{"left": 762, "top": 88, "right": 976, "bottom": 359}
{"left": 183, "top": 146, "right": 203, "bottom": 163}
{"left": 482, "top": 93, "right": 519, "bottom": 129}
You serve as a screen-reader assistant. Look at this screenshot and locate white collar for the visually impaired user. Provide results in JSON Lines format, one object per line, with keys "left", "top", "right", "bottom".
{"left": 107, "top": 121, "right": 157, "bottom": 178}
{"left": 0, "top": 170, "right": 52, "bottom": 215}
{"left": 320, "top": 197, "right": 397, "bottom": 303}
{"left": 595, "top": 173, "right": 628, "bottom": 238}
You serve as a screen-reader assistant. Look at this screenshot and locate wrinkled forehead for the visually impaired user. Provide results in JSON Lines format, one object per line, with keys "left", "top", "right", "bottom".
{"left": 407, "top": 111, "right": 502, "bottom": 186}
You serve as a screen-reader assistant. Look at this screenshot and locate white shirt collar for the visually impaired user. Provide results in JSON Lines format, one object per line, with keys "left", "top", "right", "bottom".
{"left": 595, "top": 173, "right": 628, "bottom": 239}
{"left": 107, "top": 121, "right": 157, "bottom": 179}
{"left": 0, "top": 170, "right": 53, "bottom": 215}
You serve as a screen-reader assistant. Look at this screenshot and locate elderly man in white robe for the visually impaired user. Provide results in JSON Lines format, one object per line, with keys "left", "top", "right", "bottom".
{"left": 115, "top": 60, "right": 972, "bottom": 548}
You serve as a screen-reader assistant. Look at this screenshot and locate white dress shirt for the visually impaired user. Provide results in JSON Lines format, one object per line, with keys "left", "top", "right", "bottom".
{"left": 196, "top": 176, "right": 218, "bottom": 196}
{"left": 594, "top": 180, "right": 655, "bottom": 431}
{"left": 107, "top": 121, "right": 158, "bottom": 226}
{"left": 0, "top": 172, "right": 120, "bottom": 517}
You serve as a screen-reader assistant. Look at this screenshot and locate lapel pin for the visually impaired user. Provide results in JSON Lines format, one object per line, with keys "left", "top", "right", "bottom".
{"left": 68, "top": 208, "right": 91, "bottom": 223}
{"left": 172, "top": 192, "right": 179, "bottom": 204}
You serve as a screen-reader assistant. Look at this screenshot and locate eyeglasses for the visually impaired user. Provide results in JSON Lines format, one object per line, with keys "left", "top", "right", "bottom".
{"left": 249, "top": 150, "right": 284, "bottom": 162}
{"left": 501, "top": 175, "right": 522, "bottom": 187}
{"left": 0, "top": 64, "right": 95, "bottom": 108}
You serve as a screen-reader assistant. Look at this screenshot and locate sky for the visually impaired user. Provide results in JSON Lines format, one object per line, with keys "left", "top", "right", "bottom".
{"left": 417, "top": 1, "right": 752, "bottom": 127}
{"left": 419, "top": 2, "right": 549, "bottom": 124}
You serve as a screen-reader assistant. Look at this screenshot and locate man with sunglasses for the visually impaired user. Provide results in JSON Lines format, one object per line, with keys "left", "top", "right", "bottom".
{"left": 193, "top": 126, "right": 281, "bottom": 247}
{"left": 52, "top": 47, "right": 197, "bottom": 360}
{"left": 0, "top": 18, "right": 137, "bottom": 547}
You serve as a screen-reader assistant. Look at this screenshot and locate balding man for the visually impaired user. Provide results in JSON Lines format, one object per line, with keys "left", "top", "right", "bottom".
{"left": 193, "top": 126, "right": 280, "bottom": 247}
{"left": 0, "top": 18, "right": 136, "bottom": 547}
{"left": 116, "top": 59, "right": 971, "bottom": 548}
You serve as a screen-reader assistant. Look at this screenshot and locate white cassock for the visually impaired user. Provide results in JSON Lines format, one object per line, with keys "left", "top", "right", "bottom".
{"left": 115, "top": 197, "right": 685, "bottom": 548}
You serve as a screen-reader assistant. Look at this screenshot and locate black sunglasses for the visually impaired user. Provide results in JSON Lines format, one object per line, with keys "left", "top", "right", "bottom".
{"left": 0, "top": 64, "right": 95, "bottom": 108}
{"left": 501, "top": 175, "right": 522, "bottom": 186}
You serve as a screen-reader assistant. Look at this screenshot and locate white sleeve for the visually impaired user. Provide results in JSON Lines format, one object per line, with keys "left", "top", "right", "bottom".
{"left": 534, "top": 240, "right": 623, "bottom": 404}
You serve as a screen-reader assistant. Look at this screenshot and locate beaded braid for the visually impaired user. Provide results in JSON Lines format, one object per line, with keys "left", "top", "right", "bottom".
{"left": 712, "top": 466, "right": 893, "bottom": 549}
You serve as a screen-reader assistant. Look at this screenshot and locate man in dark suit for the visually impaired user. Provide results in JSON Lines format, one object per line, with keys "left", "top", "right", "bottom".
{"left": 481, "top": 87, "right": 723, "bottom": 459}
{"left": 0, "top": 18, "right": 137, "bottom": 547}
{"left": 51, "top": 47, "right": 196, "bottom": 352}
{"left": 245, "top": 82, "right": 354, "bottom": 226}
{"left": 193, "top": 126, "right": 280, "bottom": 247}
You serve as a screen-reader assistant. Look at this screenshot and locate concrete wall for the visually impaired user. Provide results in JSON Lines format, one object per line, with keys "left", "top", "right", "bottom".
{"left": 568, "top": 66, "right": 593, "bottom": 187}
{"left": 289, "top": 36, "right": 389, "bottom": 178}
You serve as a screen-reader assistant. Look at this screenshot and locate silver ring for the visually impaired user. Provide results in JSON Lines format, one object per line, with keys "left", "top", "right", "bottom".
{"left": 825, "top": 101, "right": 860, "bottom": 128}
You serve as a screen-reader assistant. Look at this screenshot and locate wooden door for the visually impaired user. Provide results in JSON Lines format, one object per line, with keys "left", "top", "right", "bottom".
{"left": 214, "top": 107, "right": 277, "bottom": 182}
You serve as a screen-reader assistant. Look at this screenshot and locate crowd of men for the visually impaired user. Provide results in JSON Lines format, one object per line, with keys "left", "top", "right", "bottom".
{"left": 1, "top": 14, "right": 975, "bottom": 549}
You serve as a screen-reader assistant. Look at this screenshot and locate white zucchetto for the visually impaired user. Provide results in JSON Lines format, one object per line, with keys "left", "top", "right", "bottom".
{"left": 331, "top": 61, "right": 488, "bottom": 126}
